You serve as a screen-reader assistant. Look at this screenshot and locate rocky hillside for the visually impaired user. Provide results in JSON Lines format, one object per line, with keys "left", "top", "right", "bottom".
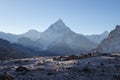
{"left": 0, "top": 38, "right": 40, "bottom": 60}
{"left": 96, "top": 25, "right": 120, "bottom": 53}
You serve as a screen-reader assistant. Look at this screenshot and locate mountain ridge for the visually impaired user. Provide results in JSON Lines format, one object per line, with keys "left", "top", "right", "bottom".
{"left": 96, "top": 25, "right": 120, "bottom": 53}
{"left": 86, "top": 31, "right": 109, "bottom": 44}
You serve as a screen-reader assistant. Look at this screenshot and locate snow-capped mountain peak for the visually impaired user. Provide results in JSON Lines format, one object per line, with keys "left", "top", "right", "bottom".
{"left": 46, "top": 19, "right": 71, "bottom": 33}
{"left": 36, "top": 19, "right": 97, "bottom": 53}
{"left": 54, "top": 19, "right": 65, "bottom": 26}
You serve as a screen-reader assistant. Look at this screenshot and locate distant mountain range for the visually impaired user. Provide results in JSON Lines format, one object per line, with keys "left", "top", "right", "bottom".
{"left": 0, "top": 29, "right": 41, "bottom": 43}
{"left": 0, "top": 19, "right": 108, "bottom": 44}
{"left": 20, "top": 29, "right": 41, "bottom": 41}
{"left": 85, "top": 31, "right": 109, "bottom": 44}
{"left": 1, "top": 19, "right": 119, "bottom": 58}
{"left": 0, "top": 32, "right": 19, "bottom": 43}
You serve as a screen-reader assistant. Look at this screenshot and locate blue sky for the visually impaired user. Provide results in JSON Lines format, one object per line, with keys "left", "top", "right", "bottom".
{"left": 0, "top": 0, "right": 120, "bottom": 35}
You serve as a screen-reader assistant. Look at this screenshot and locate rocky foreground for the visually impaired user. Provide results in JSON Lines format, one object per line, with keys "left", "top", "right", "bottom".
{"left": 0, "top": 53, "right": 120, "bottom": 80}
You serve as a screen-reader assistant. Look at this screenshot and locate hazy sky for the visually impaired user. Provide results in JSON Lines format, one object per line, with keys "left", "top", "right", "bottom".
{"left": 0, "top": 0, "right": 120, "bottom": 35}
